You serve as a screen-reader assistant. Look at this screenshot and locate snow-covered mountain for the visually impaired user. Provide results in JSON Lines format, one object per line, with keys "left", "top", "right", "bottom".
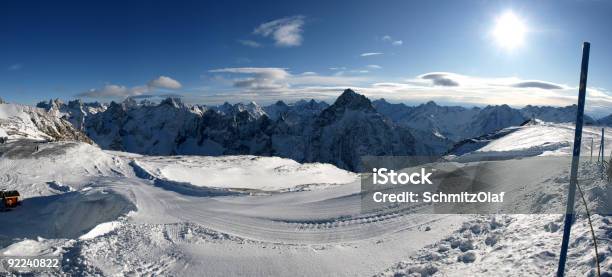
{"left": 263, "top": 99, "right": 329, "bottom": 121}
{"left": 520, "top": 104, "right": 596, "bottom": 124}
{"left": 303, "top": 89, "right": 419, "bottom": 171}
{"left": 373, "top": 99, "right": 526, "bottom": 141}
{"left": 373, "top": 99, "right": 603, "bottom": 142}
{"left": 37, "top": 98, "right": 107, "bottom": 130}
{"left": 598, "top": 114, "right": 612, "bottom": 126}
{"left": 211, "top": 101, "right": 267, "bottom": 119}
{"left": 0, "top": 103, "right": 92, "bottom": 143}
{"left": 60, "top": 90, "right": 448, "bottom": 171}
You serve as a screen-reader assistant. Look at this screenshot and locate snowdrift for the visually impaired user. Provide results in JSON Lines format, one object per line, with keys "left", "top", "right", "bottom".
{"left": 134, "top": 155, "right": 358, "bottom": 191}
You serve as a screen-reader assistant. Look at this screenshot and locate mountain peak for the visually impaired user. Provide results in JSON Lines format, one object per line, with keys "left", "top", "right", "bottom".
{"left": 333, "top": 89, "right": 373, "bottom": 110}
{"left": 374, "top": 98, "right": 390, "bottom": 104}
{"left": 274, "top": 100, "right": 287, "bottom": 107}
{"left": 160, "top": 97, "right": 183, "bottom": 108}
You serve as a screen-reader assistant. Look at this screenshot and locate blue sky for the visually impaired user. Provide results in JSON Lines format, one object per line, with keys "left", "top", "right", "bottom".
{"left": 2, "top": 0, "right": 612, "bottom": 115}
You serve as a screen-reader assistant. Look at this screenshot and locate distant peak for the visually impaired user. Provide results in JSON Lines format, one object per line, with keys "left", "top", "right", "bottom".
{"left": 160, "top": 97, "right": 183, "bottom": 108}
{"left": 334, "top": 89, "right": 372, "bottom": 110}
{"left": 339, "top": 88, "right": 358, "bottom": 98}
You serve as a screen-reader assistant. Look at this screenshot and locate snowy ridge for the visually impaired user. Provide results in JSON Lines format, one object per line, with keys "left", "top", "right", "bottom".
{"left": 449, "top": 121, "right": 612, "bottom": 160}
{"left": 0, "top": 103, "right": 92, "bottom": 143}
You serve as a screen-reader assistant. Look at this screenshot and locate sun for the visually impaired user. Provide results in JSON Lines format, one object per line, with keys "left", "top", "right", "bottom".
{"left": 492, "top": 11, "right": 527, "bottom": 50}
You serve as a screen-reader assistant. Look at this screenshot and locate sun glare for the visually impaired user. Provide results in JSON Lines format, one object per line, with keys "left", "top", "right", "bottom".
{"left": 493, "top": 11, "right": 527, "bottom": 50}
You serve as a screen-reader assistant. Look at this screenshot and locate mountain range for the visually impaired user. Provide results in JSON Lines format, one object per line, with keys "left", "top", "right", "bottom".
{"left": 25, "top": 89, "right": 609, "bottom": 171}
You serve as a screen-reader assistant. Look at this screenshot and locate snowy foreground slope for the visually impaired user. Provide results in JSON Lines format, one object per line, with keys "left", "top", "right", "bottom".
{"left": 0, "top": 123, "right": 611, "bottom": 276}
{"left": 451, "top": 121, "right": 612, "bottom": 159}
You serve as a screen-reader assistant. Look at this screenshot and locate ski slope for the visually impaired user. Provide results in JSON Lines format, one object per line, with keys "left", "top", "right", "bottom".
{"left": 0, "top": 123, "right": 610, "bottom": 276}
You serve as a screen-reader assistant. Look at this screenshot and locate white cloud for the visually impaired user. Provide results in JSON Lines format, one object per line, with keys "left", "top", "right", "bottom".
{"left": 392, "top": 40, "right": 403, "bottom": 46}
{"left": 254, "top": 15, "right": 305, "bottom": 47}
{"left": 237, "top": 39, "right": 262, "bottom": 48}
{"left": 360, "top": 52, "right": 383, "bottom": 57}
{"left": 77, "top": 84, "right": 134, "bottom": 98}
{"left": 78, "top": 76, "right": 182, "bottom": 98}
{"left": 148, "top": 76, "right": 182, "bottom": 89}
{"left": 382, "top": 35, "right": 392, "bottom": 41}
{"left": 367, "top": 64, "right": 382, "bottom": 69}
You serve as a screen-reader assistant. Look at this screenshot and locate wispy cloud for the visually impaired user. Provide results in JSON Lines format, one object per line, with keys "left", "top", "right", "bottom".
{"left": 8, "top": 64, "right": 22, "bottom": 71}
{"left": 209, "top": 67, "right": 290, "bottom": 90}
{"left": 237, "top": 39, "right": 262, "bottom": 48}
{"left": 208, "top": 67, "right": 368, "bottom": 92}
{"left": 382, "top": 35, "right": 402, "bottom": 46}
{"left": 77, "top": 76, "right": 182, "bottom": 98}
{"left": 367, "top": 64, "right": 382, "bottom": 69}
{"left": 254, "top": 15, "right": 305, "bottom": 47}
{"left": 419, "top": 72, "right": 459, "bottom": 87}
{"left": 511, "top": 81, "right": 563, "bottom": 90}
{"left": 360, "top": 52, "right": 383, "bottom": 57}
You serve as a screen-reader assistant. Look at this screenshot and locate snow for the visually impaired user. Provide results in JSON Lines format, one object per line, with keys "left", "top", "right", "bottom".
{"left": 79, "top": 221, "right": 122, "bottom": 240}
{"left": 0, "top": 121, "right": 610, "bottom": 276}
{"left": 134, "top": 155, "right": 358, "bottom": 191}
{"left": 1, "top": 237, "right": 71, "bottom": 257}
{"left": 454, "top": 122, "right": 612, "bottom": 159}
{"left": 0, "top": 103, "right": 51, "bottom": 140}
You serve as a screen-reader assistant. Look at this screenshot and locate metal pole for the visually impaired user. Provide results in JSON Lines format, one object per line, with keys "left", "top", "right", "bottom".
{"left": 601, "top": 128, "right": 606, "bottom": 162}
{"left": 601, "top": 128, "right": 605, "bottom": 175}
{"left": 591, "top": 137, "right": 594, "bottom": 162}
{"left": 557, "top": 42, "right": 590, "bottom": 277}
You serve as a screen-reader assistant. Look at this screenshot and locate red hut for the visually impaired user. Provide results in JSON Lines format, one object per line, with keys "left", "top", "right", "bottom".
{"left": 1, "top": 190, "right": 20, "bottom": 208}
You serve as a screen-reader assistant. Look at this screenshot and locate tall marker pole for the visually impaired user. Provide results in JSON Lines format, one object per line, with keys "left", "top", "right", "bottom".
{"left": 557, "top": 42, "right": 590, "bottom": 277}
{"left": 601, "top": 128, "right": 605, "bottom": 175}
{"left": 591, "top": 137, "right": 594, "bottom": 162}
